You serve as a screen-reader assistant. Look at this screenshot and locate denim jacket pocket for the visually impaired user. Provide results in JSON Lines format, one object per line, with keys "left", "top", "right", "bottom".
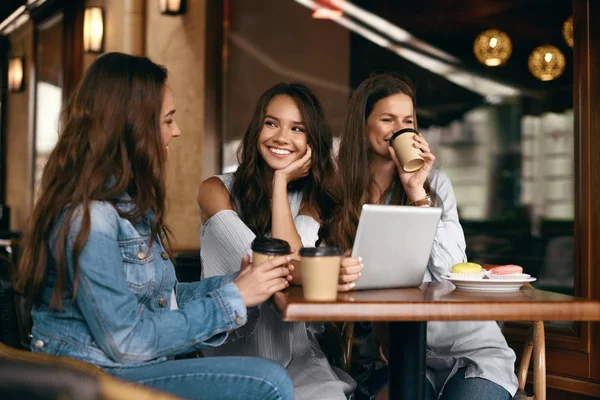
{"left": 30, "top": 331, "right": 67, "bottom": 357}
{"left": 119, "top": 238, "right": 156, "bottom": 292}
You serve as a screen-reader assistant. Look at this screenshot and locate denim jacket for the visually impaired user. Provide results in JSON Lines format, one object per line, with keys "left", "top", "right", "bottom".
{"left": 30, "top": 195, "right": 248, "bottom": 368}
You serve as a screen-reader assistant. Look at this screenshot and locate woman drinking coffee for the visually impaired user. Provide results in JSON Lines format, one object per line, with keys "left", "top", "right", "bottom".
{"left": 330, "top": 73, "right": 519, "bottom": 400}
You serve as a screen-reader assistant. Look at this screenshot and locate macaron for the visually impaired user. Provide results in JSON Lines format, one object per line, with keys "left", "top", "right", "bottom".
{"left": 490, "top": 265, "right": 523, "bottom": 275}
{"left": 449, "top": 262, "right": 485, "bottom": 280}
{"left": 488, "top": 264, "right": 529, "bottom": 280}
{"left": 452, "top": 262, "right": 483, "bottom": 273}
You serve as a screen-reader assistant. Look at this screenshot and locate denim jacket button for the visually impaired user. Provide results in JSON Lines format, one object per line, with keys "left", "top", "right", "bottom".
{"left": 34, "top": 339, "right": 44, "bottom": 349}
{"left": 235, "top": 311, "right": 243, "bottom": 325}
{"left": 137, "top": 251, "right": 146, "bottom": 260}
{"left": 159, "top": 297, "right": 168, "bottom": 307}
{"left": 161, "top": 252, "right": 169, "bottom": 260}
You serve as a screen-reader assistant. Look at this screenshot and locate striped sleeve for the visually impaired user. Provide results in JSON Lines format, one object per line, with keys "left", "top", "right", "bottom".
{"left": 200, "top": 209, "right": 260, "bottom": 341}
{"left": 201, "top": 209, "right": 256, "bottom": 279}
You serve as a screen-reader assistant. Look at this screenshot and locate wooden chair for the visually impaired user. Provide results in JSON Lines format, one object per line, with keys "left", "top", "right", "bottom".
{"left": 515, "top": 321, "right": 546, "bottom": 400}
{"left": 0, "top": 342, "right": 181, "bottom": 400}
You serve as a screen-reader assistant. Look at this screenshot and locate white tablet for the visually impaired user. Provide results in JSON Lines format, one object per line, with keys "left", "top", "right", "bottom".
{"left": 351, "top": 204, "right": 442, "bottom": 290}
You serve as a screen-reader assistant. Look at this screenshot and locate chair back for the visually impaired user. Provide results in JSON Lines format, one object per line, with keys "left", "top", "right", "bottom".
{"left": 0, "top": 255, "right": 23, "bottom": 348}
{"left": 0, "top": 358, "right": 100, "bottom": 400}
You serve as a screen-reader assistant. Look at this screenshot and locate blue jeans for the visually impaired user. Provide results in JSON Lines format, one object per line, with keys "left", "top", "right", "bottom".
{"left": 426, "top": 367, "right": 511, "bottom": 400}
{"left": 105, "top": 357, "right": 294, "bottom": 400}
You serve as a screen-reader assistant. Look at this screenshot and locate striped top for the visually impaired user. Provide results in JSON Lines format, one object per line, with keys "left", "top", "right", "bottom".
{"left": 200, "top": 173, "right": 355, "bottom": 400}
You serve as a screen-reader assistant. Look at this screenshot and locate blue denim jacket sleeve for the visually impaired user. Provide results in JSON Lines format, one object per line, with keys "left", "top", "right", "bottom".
{"left": 175, "top": 274, "right": 260, "bottom": 344}
{"left": 175, "top": 272, "right": 238, "bottom": 305}
{"left": 63, "top": 202, "right": 248, "bottom": 363}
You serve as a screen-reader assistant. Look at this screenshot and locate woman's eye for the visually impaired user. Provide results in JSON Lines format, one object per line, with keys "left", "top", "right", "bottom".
{"left": 265, "top": 121, "right": 277, "bottom": 127}
{"left": 292, "top": 126, "right": 305, "bottom": 132}
{"left": 382, "top": 118, "right": 393, "bottom": 123}
{"left": 166, "top": 120, "right": 173, "bottom": 125}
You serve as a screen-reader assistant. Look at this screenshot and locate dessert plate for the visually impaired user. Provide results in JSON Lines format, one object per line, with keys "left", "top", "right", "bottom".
{"left": 441, "top": 274, "right": 537, "bottom": 292}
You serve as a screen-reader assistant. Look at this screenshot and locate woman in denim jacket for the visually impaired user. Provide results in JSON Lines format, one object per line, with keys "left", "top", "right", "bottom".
{"left": 17, "top": 52, "right": 294, "bottom": 400}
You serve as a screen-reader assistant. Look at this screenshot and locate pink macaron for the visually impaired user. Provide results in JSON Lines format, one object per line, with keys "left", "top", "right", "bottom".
{"left": 490, "top": 265, "right": 523, "bottom": 275}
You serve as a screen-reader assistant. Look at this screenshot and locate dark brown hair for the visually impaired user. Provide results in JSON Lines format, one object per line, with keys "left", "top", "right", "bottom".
{"left": 331, "top": 73, "right": 437, "bottom": 250}
{"left": 18, "top": 52, "right": 170, "bottom": 309}
{"left": 231, "top": 83, "right": 339, "bottom": 245}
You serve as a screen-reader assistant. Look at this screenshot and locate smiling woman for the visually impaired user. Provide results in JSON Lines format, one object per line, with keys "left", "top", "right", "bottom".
{"left": 258, "top": 95, "right": 309, "bottom": 173}
{"left": 197, "top": 82, "right": 359, "bottom": 399}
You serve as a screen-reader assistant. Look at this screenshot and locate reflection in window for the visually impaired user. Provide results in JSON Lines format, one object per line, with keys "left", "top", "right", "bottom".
{"left": 34, "top": 81, "right": 62, "bottom": 198}
{"left": 34, "top": 13, "right": 63, "bottom": 199}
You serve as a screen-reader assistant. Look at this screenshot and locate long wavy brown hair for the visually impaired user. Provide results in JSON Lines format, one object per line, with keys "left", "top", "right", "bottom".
{"left": 330, "top": 73, "right": 438, "bottom": 250}
{"left": 18, "top": 52, "right": 170, "bottom": 310}
{"left": 231, "top": 83, "right": 339, "bottom": 245}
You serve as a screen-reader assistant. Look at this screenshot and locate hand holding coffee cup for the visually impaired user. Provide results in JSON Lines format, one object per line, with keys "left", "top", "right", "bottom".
{"left": 388, "top": 129, "right": 436, "bottom": 197}
{"left": 234, "top": 253, "right": 293, "bottom": 308}
{"left": 338, "top": 254, "right": 363, "bottom": 292}
{"left": 251, "top": 236, "right": 292, "bottom": 266}
{"left": 300, "top": 246, "right": 343, "bottom": 301}
{"left": 388, "top": 128, "right": 424, "bottom": 172}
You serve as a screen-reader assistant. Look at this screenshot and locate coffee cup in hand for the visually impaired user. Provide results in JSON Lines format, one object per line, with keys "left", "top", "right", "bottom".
{"left": 389, "top": 128, "right": 424, "bottom": 172}
{"left": 251, "top": 236, "right": 292, "bottom": 265}
{"left": 299, "top": 246, "right": 342, "bottom": 301}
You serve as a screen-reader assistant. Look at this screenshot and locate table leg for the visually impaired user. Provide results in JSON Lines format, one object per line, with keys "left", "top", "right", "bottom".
{"left": 388, "top": 321, "right": 427, "bottom": 400}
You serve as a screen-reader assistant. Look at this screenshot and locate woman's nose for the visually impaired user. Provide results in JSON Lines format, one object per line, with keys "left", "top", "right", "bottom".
{"left": 272, "top": 129, "right": 290, "bottom": 144}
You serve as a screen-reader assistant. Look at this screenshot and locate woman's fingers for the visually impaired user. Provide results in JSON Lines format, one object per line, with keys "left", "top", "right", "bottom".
{"left": 340, "top": 273, "right": 361, "bottom": 283}
{"left": 267, "top": 278, "right": 289, "bottom": 294}
{"left": 413, "top": 141, "right": 431, "bottom": 154}
{"left": 338, "top": 282, "right": 356, "bottom": 292}
{"left": 254, "top": 255, "right": 292, "bottom": 271}
{"left": 341, "top": 264, "right": 362, "bottom": 275}
{"left": 264, "top": 265, "right": 292, "bottom": 281}
{"left": 378, "top": 345, "right": 389, "bottom": 365}
{"left": 341, "top": 256, "right": 362, "bottom": 267}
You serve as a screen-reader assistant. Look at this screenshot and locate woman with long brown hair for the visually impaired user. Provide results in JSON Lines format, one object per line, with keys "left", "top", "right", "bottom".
{"left": 17, "top": 52, "right": 295, "bottom": 400}
{"left": 198, "top": 82, "right": 358, "bottom": 399}
{"left": 331, "top": 73, "right": 518, "bottom": 400}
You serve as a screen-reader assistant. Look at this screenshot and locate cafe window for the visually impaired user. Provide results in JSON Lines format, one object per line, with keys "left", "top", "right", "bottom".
{"left": 33, "top": 13, "right": 63, "bottom": 199}
{"left": 219, "top": 0, "right": 575, "bottom": 301}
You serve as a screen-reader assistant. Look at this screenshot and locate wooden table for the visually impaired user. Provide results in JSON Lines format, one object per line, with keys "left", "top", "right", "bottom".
{"left": 274, "top": 282, "right": 600, "bottom": 400}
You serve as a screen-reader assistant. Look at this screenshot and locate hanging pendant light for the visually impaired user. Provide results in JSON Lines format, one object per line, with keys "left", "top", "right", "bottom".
{"left": 473, "top": 29, "right": 512, "bottom": 67}
{"left": 528, "top": 45, "right": 566, "bottom": 81}
{"left": 562, "top": 15, "right": 573, "bottom": 48}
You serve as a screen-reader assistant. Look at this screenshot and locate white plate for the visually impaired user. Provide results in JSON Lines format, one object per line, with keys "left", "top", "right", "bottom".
{"left": 441, "top": 274, "right": 537, "bottom": 292}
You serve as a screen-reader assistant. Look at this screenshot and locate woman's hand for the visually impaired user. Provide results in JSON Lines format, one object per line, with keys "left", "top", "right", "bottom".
{"left": 388, "top": 133, "right": 435, "bottom": 202}
{"left": 273, "top": 145, "right": 312, "bottom": 185}
{"left": 338, "top": 253, "right": 363, "bottom": 292}
{"left": 234, "top": 254, "right": 293, "bottom": 308}
{"left": 373, "top": 322, "right": 389, "bottom": 365}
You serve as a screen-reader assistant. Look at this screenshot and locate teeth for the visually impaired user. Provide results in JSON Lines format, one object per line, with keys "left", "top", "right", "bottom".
{"left": 269, "top": 147, "right": 291, "bottom": 155}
